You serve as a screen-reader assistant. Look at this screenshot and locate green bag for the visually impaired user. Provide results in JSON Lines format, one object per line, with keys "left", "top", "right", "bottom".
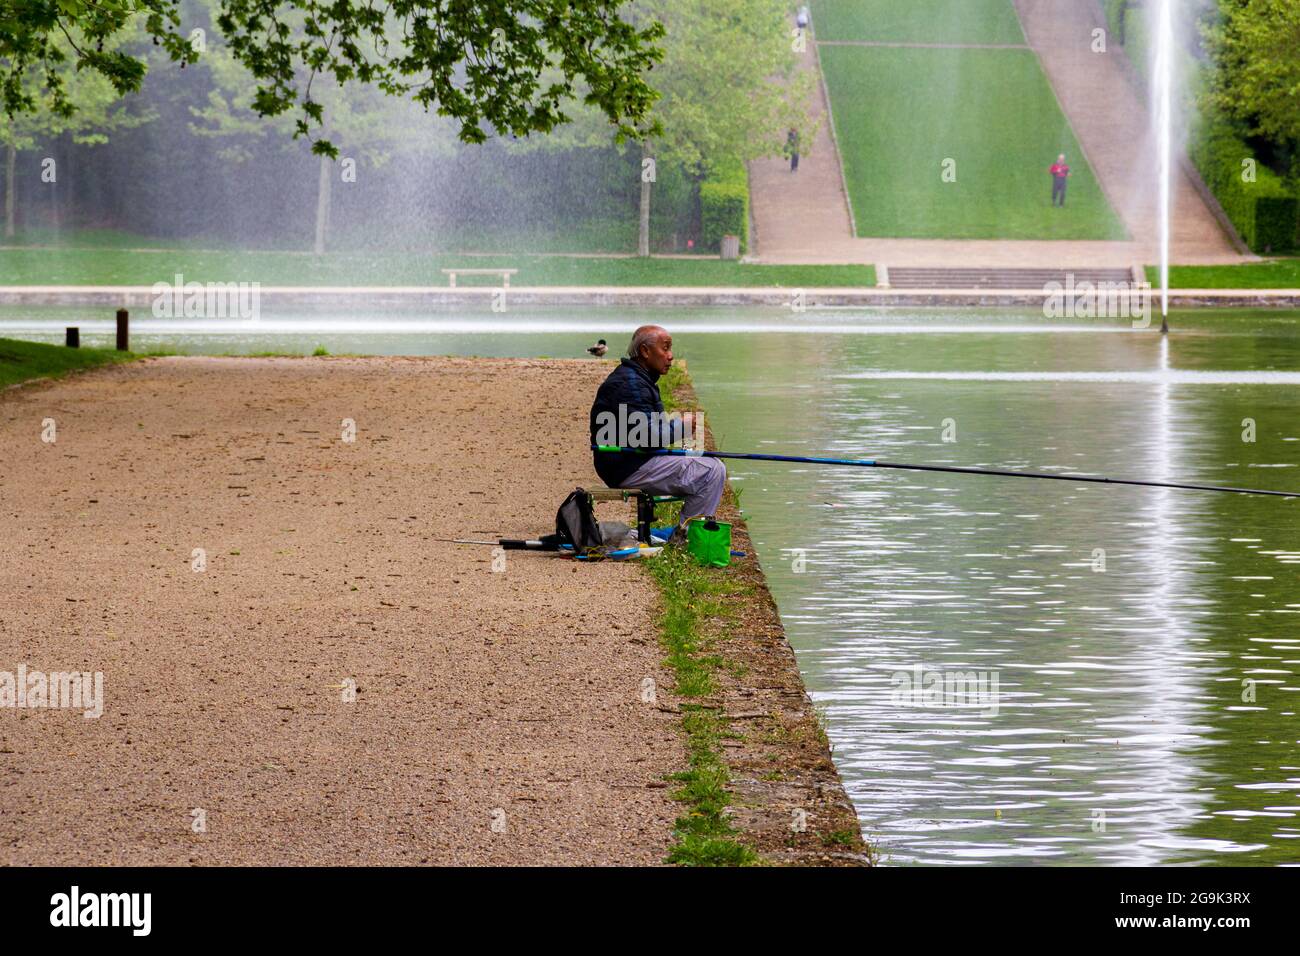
{"left": 687, "top": 518, "right": 732, "bottom": 568}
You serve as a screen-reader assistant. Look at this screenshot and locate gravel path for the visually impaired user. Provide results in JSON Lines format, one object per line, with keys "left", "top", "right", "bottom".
{"left": 0, "top": 356, "right": 682, "bottom": 865}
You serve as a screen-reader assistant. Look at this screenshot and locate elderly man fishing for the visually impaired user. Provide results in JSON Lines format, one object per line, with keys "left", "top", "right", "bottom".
{"left": 589, "top": 325, "right": 726, "bottom": 536}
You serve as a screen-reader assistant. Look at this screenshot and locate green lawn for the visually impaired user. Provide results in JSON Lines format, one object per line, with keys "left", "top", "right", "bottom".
{"left": 2, "top": 220, "right": 661, "bottom": 255}
{"left": 0, "top": 245, "right": 876, "bottom": 288}
{"left": 819, "top": 46, "right": 1126, "bottom": 240}
{"left": 812, "top": 0, "right": 1026, "bottom": 44}
{"left": 1147, "top": 259, "right": 1300, "bottom": 289}
{"left": 0, "top": 336, "right": 140, "bottom": 389}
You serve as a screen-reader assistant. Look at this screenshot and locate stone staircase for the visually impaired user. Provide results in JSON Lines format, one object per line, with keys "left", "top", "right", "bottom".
{"left": 884, "top": 266, "right": 1139, "bottom": 289}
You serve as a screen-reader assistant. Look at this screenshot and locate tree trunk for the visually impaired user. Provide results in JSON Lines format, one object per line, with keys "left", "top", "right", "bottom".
{"left": 50, "top": 138, "right": 62, "bottom": 235}
{"left": 313, "top": 151, "right": 332, "bottom": 256}
{"left": 5, "top": 141, "right": 16, "bottom": 239}
{"left": 637, "top": 141, "right": 652, "bottom": 257}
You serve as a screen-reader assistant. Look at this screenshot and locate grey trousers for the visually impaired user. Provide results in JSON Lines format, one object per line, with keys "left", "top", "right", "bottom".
{"left": 621, "top": 455, "right": 727, "bottom": 523}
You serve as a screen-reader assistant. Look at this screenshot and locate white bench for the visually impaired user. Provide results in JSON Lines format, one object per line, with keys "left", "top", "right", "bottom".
{"left": 441, "top": 267, "right": 518, "bottom": 288}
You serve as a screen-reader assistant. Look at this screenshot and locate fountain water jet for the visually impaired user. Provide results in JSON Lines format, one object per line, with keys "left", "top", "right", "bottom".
{"left": 1153, "top": 0, "right": 1175, "bottom": 333}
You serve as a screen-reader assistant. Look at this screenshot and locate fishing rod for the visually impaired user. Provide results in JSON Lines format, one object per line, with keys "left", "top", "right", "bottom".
{"left": 432, "top": 536, "right": 680, "bottom": 561}
{"left": 434, "top": 536, "right": 557, "bottom": 550}
{"left": 593, "top": 446, "right": 1299, "bottom": 499}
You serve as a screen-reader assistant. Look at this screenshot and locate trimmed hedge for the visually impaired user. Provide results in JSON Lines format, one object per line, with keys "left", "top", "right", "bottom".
{"left": 699, "top": 160, "right": 749, "bottom": 254}
{"left": 1191, "top": 123, "right": 1298, "bottom": 252}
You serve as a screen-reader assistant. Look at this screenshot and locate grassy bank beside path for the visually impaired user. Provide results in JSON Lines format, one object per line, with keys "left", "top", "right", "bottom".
{"left": 0, "top": 337, "right": 148, "bottom": 390}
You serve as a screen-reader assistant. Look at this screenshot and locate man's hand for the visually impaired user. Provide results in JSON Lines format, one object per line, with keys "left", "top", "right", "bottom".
{"left": 676, "top": 410, "right": 705, "bottom": 449}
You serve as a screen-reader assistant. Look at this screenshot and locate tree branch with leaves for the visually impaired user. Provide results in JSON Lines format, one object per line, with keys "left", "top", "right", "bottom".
{"left": 1204, "top": 0, "right": 1300, "bottom": 148}
{"left": 2, "top": 1, "right": 664, "bottom": 157}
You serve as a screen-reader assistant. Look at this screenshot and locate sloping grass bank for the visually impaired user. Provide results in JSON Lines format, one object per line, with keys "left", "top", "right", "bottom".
{"left": 813, "top": 0, "right": 1124, "bottom": 241}
{"left": 820, "top": 45, "right": 1124, "bottom": 240}
{"left": 812, "top": 0, "right": 1026, "bottom": 45}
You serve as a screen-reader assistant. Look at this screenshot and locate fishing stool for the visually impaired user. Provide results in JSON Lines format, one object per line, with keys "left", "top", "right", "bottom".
{"left": 588, "top": 487, "right": 682, "bottom": 544}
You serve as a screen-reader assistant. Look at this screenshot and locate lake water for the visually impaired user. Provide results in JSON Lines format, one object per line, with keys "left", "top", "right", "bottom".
{"left": 5, "top": 304, "right": 1298, "bottom": 865}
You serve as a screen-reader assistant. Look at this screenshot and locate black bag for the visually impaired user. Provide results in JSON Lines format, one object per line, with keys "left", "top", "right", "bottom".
{"left": 556, "top": 488, "right": 604, "bottom": 555}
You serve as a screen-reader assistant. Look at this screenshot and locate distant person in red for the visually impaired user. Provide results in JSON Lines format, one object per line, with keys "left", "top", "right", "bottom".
{"left": 1049, "top": 153, "right": 1070, "bottom": 207}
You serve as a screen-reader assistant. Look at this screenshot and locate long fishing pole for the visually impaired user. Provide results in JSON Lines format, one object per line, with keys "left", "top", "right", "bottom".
{"left": 593, "top": 446, "right": 1298, "bottom": 499}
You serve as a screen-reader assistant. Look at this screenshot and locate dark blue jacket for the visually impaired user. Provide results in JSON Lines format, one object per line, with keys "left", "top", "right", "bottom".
{"left": 590, "top": 358, "right": 679, "bottom": 486}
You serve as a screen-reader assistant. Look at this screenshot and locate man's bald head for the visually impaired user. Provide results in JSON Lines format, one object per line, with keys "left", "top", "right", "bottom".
{"left": 627, "top": 325, "right": 674, "bottom": 377}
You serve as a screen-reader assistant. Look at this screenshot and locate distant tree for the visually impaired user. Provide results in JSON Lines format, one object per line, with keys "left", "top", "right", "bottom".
{"left": 520, "top": 0, "right": 813, "bottom": 255}
{"left": 628, "top": 0, "right": 813, "bottom": 255}
{"left": 1206, "top": 0, "right": 1300, "bottom": 147}
{"left": 1, "top": 1, "right": 664, "bottom": 158}
{"left": 1, "top": 32, "right": 151, "bottom": 238}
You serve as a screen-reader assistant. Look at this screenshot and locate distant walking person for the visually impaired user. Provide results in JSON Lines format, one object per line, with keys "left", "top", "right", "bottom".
{"left": 1049, "top": 153, "right": 1070, "bottom": 207}
{"left": 786, "top": 129, "right": 800, "bottom": 173}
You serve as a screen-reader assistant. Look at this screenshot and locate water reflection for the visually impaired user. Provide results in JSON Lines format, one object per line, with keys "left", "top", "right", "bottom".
{"left": 680, "top": 319, "right": 1299, "bottom": 866}
{"left": 1120, "top": 336, "right": 1212, "bottom": 865}
{"left": 843, "top": 370, "right": 1300, "bottom": 384}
